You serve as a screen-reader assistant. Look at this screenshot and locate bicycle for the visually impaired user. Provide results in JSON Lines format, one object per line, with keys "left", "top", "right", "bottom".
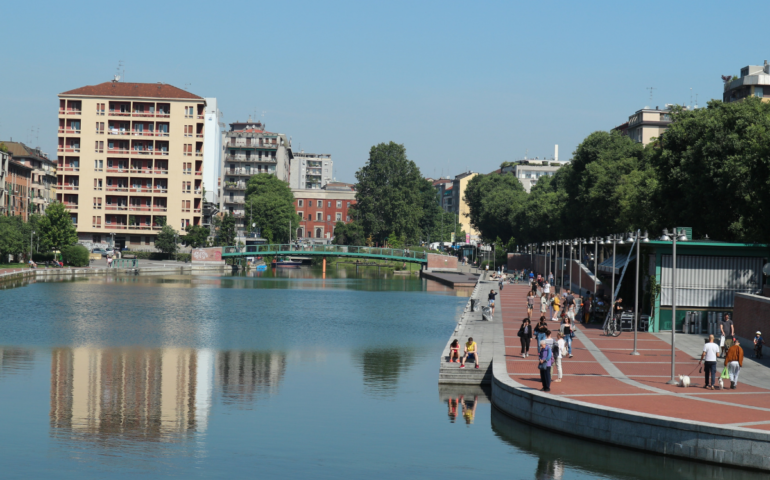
{"left": 604, "top": 313, "right": 621, "bottom": 337}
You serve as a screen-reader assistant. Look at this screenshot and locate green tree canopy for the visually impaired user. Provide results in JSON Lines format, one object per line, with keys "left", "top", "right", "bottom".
{"left": 213, "top": 213, "right": 236, "bottom": 246}
{"left": 332, "top": 221, "right": 365, "bottom": 246}
{"left": 650, "top": 97, "right": 770, "bottom": 241}
{"left": 39, "top": 202, "right": 77, "bottom": 253}
{"left": 155, "top": 225, "right": 178, "bottom": 254}
{"left": 464, "top": 171, "right": 526, "bottom": 243}
{"left": 0, "top": 222, "right": 25, "bottom": 260}
{"left": 354, "top": 142, "right": 426, "bottom": 244}
{"left": 182, "top": 225, "right": 210, "bottom": 248}
{"left": 244, "top": 174, "right": 302, "bottom": 244}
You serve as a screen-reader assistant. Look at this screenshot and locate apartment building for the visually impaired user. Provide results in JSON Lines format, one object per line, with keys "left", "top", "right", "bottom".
{"left": 613, "top": 107, "right": 673, "bottom": 146}
{"left": 0, "top": 150, "right": 7, "bottom": 215}
{"left": 4, "top": 156, "right": 33, "bottom": 220}
{"left": 289, "top": 151, "right": 332, "bottom": 189}
{"left": 451, "top": 172, "right": 479, "bottom": 240}
{"left": 500, "top": 159, "right": 565, "bottom": 193}
{"left": 221, "top": 119, "right": 292, "bottom": 237}
{"left": 293, "top": 183, "right": 356, "bottom": 241}
{"left": 723, "top": 61, "right": 770, "bottom": 103}
{"left": 58, "top": 81, "right": 206, "bottom": 249}
{"left": 2, "top": 142, "right": 56, "bottom": 214}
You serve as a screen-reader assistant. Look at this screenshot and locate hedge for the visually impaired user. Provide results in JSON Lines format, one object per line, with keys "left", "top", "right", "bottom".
{"left": 62, "top": 245, "right": 90, "bottom": 267}
{"left": 126, "top": 251, "right": 190, "bottom": 262}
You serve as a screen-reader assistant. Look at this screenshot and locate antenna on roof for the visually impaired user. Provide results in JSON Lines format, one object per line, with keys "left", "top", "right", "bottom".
{"left": 646, "top": 86, "right": 656, "bottom": 103}
{"left": 114, "top": 60, "right": 124, "bottom": 82}
{"left": 185, "top": 83, "right": 191, "bottom": 91}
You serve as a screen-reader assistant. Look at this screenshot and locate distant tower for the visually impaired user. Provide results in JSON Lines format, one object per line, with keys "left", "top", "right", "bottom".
{"left": 554, "top": 144, "right": 559, "bottom": 162}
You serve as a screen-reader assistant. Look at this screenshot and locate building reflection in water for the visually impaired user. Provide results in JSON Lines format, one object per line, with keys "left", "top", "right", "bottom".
{"left": 354, "top": 348, "right": 416, "bottom": 397}
{"left": 49, "top": 347, "right": 286, "bottom": 447}
{"left": 0, "top": 347, "right": 36, "bottom": 378}
{"left": 216, "top": 350, "right": 286, "bottom": 408}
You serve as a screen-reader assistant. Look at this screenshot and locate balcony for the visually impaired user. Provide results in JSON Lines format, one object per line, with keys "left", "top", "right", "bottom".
{"left": 129, "top": 186, "right": 153, "bottom": 194}
{"left": 224, "top": 182, "right": 247, "bottom": 190}
{"left": 195, "top": 151, "right": 202, "bottom": 157}
{"left": 63, "top": 203, "right": 78, "bottom": 210}
{"left": 106, "top": 167, "right": 129, "bottom": 174}
{"left": 58, "top": 185, "right": 79, "bottom": 191}
{"left": 66, "top": 109, "right": 81, "bottom": 115}
{"left": 152, "top": 187, "right": 168, "bottom": 194}
{"left": 58, "top": 166, "right": 80, "bottom": 172}
{"left": 152, "top": 169, "right": 168, "bottom": 175}
{"left": 128, "top": 206, "right": 152, "bottom": 212}
{"left": 132, "top": 111, "right": 155, "bottom": 118}
{"left": 195, "top": 171, "right": 202, "bottom": 176}
{"left": 58, "top": 128, "right": 81, "bottom": 135}
{"left": 130, "top": 168, "right": 153, "bottom": 174}
{"left": 193, "top": 208, "right": 201, "bottom": 214}
{"left": 108, "top": 148, "right": 131, "bottom": 155}
{"left": 108, "top": 129, "right": 130, "bottom": 136}
{"left": 227, "top": 142, "right": 278, "bottom": 150}
{"left": 105, "top": 224, "right": 129, "bottom": 230}
{"left": 108, "top": 110, "right": 131, "bottom": 117}
{"left": 196, "top": 133, "right": 203, "bottom": 138}
{"left": 105, "top": 205, "right": 128, "bottom": 211}
{"left": 132, "top": 149, "right": 153, "bottom": 156}
{"left": 197, "top": 115, "right": 204, "bottom": 119}
{"left": 105, "top": 186, "right": 128, "bottom": 192}
{"left": 59, "top": 147, "right": 81, "bottom": 153}
{"left": 227, "top": 169, "right": 256, "bottom": 176}
{"left": 155, "top": 112, "right": 170, "bottom": 118}
{"left": 155, "top": 151, "right": 169, "bottom": 156}
{"left": 152, "top": 206, "right": 167, "bottom": 212}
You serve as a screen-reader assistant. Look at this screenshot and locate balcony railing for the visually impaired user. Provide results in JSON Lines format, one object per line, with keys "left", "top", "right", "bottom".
{"left": 197, "top": 115, "right": 204, "bottom": 119}
{"left": 108, "top": 129, "right": 130, "bottom": 136}
{"left": 105, "top": 205, "right": 128, "bottom": 211}
{"left": 128, "top": 206, "right": 152, "bottom": 212}
{"left": 152, "top": 188, "right": 168, "bottom": 194}
{"left": 132, "top": 149, "right": 153, "bottom": 156}
{"left": 155, "top": 151, "right": 169, "bottom": 156}
{"left": 226, "top": 154, "right": 277, "bottom": 163}
{"left": 109, "top": 111, "right": 131, "bottom": 117}
{"left": 106, "top": 167, "right": 129, "bottom": 173}
{"left": 63, "top": 203, "right": 78, "bottom": 209}
{"left": 106, "top": 186, "right": 128, "bottom": 192}
{"left": 195, "top": 171, "right": 202, "bottom": 176}
{"left": 58, "top": 128, "right": 81, "bottom": 134}
{"left": 196, "top": 133, "right": 203, "bottom": 138}
{"left": 153, "top": 169, "right": 168, "bottom": 175}
{"left": 224, "top": 182, "right": 248, "bottom": 190}
{"left": 227, "top": 142, "right": 278, "bottom": 150}
{"left": 66, "top": 110, "right": 81, "bottom": 115}
{"left": 105, "top": 224, "right": 129, "bottom": 229}
{"left": 156, "top": 112, "right": 170, "bottom": 118}
{"left": 193, "top": 208, "right": 201, "bottom": 213}
{"left": 152, "top": 206, "right": 167, "bottom": 212}
{"left": 58, "top": 166, "right": 80, "bottom": 172}
{"left": 132, "top": 112, "right": 154, "bottom": 117}
{"left": 58, "top": 185, "right": 79, "bottom": 191}
{"left": 108, "top": 149, "right": 131, "bottom": 155}
{"left": 129, "top": 187, "right": 153, "bottom": 193}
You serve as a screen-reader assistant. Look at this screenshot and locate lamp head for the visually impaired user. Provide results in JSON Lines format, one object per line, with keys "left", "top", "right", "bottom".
{"left": 641, "top": 230, "right": 649, "bottom": 242}
{"left": 587, "top": 237, "right": 594, "bottom": 245}
{"left": 676, "top": 229, "right": 688, "bottom": 242}
{"left": 659, "top": 229, "right": 671, "bottom": 241}
{"left": 626, "top": 232, "right": 635, "bottom": 242}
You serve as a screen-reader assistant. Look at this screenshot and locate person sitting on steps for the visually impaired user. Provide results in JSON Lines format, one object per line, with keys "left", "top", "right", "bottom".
{"left": 460, "top": 337, "right": 480, "bottom": 369}
{"left": 448, "top": 339, "right": 460, "bottom": 363}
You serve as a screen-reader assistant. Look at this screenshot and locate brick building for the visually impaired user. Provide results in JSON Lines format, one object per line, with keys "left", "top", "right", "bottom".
{"left": 5, "top": 157, "right": 33, "bottom": 220}
{"left": 292, "top": 183, "right": 355, "bottom": 241}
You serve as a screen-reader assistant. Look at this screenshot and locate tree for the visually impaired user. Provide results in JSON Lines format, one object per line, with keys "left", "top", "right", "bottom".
{"left": 0, "top": 222, "right": 24, "bottom": 261}
{"left": 650, "top": 98, "right": 770, "bottom": 242}
{"left": 332, "top": 221, "right": 365, "bottom": 245}
{"left": 155, "top": 225, "right": 178, "bottom": 255}
{"left": 418, "top": 178, "right": 442, "bottom": 242}
{"left": 182, "top": 225, "right": 210, "bottom": 248}
{"left": 463, "top": 171, "right": 527, "bottom": 243}
{"left": 245, "top": 174, "right": 302, "bottom": 244}
{"left": 39, "top": 202, "right": 77, "bottom": 253}
{"left": 61, "top": 245, "right": 89, "bottom": 267}
{"left": 213, "top": 213, "right": 236, "bottom": 246}
{"left": 354, "top": 142, "right": 426, "bottom": 244}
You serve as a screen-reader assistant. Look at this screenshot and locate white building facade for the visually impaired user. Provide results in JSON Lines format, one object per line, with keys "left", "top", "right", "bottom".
{"left": 289, "top": 151, "right": 332, "bottom": 189}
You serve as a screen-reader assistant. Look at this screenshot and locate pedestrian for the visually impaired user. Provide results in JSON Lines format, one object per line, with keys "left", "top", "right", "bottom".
{"left": 584, "top": 293, "right": 592, "bottom": 324}
{"left": 526, "top": 290, "right": 535, "bottom": 320}
{"left": 548, "top": 271, "right": 554, "bottom": 285}
{"left": 754, "top": 331, "right": 764, "bottom": 359}
{"left": 518, "top": 318, "right": 533, "bottom": 357}
{"left": 459, "top": 337, "right": 479, "bottom": 369}
{"left": 488, "top": 289, "right": 497, "bottom": 315}
{"left": 699, "top": 334, "right": 721, "bottom": 390}
{"left": 724, "top": 338, "right": 744, "bottom": 389}
{"left": 498, "top": 278, "right": 504, "bottom": 291}
{"left": 554, "top": 332, "right": 567, "bottom": 382}
{"left": 562, "top": 315, "right": 574, "bottom": 357}
{"left": 543, "top": 280, "right": 551, "bottom": 297}
{"left": 720, "top": 314, "right": 735, "bottom": 358}
{"left": 551, "top": 293, "right": 560, "bottom": 321}
{"left": 534, "top": 317, "right": 548, "bottom": 353}
{"left": 540, "top": 293, "right": 548, "bottom": 317}
{"left": 565, "top": 290, "right": 575, "bottom": 315}
{"left": 538, "top": 340, "right": 553, "bottom": 392}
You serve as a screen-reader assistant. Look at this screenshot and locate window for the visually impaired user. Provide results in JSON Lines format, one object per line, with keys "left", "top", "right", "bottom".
{"left": 346, "top": 215, "right": 350, "bottom": 222}
{"left": 93, "top": 197, "right": 102, "bottom": 209}
{"left": 326, "top": 215, "right": 331, "bottom": 221}
{"left": 298, "top": 200, "right": 303, "bottom": 207}
{"left": 347, "top": 202, "right": 350, "bottom": 208}
{"left": 336, "top": 201, "right": 342, "bottom": 208}
{"left": 327, "top": 201, "right": 331, "bottom": 208}
{"left": 94, "top": 179, "right": 103, "bottom": 190}
{"left": 145, "top": 236, "right": 151, "bottom": 245}
{"left": 93, "top": 234, "right": 102, "bottom": 243}
{"left": 94, "top": 159, "right": 103, "bottom": 171}
{"left": 130, "top": 236, "right": 141, "bottom": 244}
{"left": 316, "top": 212, "right": 322, "bottom": 221}
{"left": 336, "top": 213, "right": 342, "bottom": 221}
{"left": 297, "top": 211, "right": 303, "bottom": 218}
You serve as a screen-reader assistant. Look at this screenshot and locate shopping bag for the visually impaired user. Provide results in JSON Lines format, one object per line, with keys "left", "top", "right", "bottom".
{"left": 720, "top": 335, "right": 725, "bottom": 347}
{"left": 720, "top": 367, "right": 730, "bottom": 380}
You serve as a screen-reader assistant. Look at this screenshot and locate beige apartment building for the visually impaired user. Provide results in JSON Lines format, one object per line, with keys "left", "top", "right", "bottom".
{"left": 614, "top": 107, "right": 673, "bottom": 146}
{"left": 58, "top": 81, "right": 206, "bottom": 249}
{"left": 723, "top": 61, "right": 770, "bottom": 103}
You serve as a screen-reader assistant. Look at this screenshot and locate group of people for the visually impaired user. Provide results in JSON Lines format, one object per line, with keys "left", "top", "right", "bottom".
{"left": 448, "top": 337, "right": 480, "bottom": 369}
{"left": 697, "top": 314, "right": 765, "bottom": 390}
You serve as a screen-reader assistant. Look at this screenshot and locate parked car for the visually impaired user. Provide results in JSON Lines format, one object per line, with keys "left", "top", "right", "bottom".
{"left": 92, "top": 248, "right": 108, "bottom": 258}
{"left": 105, "top": 248, "right": 115, "bottom": 257}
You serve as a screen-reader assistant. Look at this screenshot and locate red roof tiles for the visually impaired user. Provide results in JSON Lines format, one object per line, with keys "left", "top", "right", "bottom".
{"left": 60, "top": 82, "right": 203, "bottom": 100}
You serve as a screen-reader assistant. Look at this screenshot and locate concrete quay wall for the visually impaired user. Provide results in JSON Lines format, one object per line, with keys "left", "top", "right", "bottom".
{"left": 490, "top": 320, "right": 770, "bottom": 471}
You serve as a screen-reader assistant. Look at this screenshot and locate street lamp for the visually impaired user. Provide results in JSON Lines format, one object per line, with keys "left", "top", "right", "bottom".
{"left": 607, "top": 234, "right": 619, "bottom": 332}
{"left": 630, "top": 230, "right": 649, "bottom": 356}
{"left": 560, "top": 240, "right": 565, "bottom": 291}
{"left": 660, "top": 228, "right": 687, "bottom": 384}
{"left": 30, "top": 230, "right": 35, "bottom": 258}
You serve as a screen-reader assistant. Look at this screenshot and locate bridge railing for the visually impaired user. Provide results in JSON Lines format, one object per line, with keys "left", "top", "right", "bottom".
{"left": 222, "top": 244, "right": 430, "bottom": 260}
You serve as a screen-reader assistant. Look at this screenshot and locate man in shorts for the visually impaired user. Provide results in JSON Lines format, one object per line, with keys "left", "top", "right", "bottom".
{"left": 460, "top": 337, "right": 480, "bottom": 369}
{"left": 720, "top": 314, "right": 734, "bottom": 358}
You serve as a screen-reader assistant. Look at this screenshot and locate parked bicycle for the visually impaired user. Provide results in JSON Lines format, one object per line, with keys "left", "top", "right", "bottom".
{"left": 604, "top": 313, "right": 621, "bottom": 337}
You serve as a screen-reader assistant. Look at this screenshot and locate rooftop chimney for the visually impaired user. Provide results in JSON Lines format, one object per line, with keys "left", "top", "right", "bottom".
{"left": 554, "top": 144, "right": 559, "bottom": 162}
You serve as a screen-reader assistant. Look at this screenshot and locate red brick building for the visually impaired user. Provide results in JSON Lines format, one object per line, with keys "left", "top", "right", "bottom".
{"left": 4, "top": 156, "right": 33, "bottom": 220}
{"left": 292, "top": 183, "right": 356, "bottom": 241}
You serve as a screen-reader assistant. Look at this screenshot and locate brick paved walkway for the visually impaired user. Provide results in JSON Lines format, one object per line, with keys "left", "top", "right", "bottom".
{"left": 500, "top": 284, "right": 770, "bottom": 431}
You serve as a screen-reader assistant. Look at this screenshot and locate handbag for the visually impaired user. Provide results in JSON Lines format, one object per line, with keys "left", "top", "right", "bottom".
{"left": 721, "top": 367, "right": 730, "bottom": 379}
{"left": 517, "top": 328, "right": 524, "bottom": 338}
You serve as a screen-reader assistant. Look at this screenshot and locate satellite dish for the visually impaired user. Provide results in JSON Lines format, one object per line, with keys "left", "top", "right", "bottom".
{"left": 763, "top": 263, "right": 770, "bottom": 276}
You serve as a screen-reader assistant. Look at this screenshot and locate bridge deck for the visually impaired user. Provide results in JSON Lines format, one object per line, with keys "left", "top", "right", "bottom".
{"left": 220, "top": 244, "right": 445, "bottom": 264}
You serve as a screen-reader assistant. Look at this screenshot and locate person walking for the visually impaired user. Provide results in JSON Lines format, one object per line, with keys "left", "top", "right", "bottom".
{"left": 538, "top": 340, "right": 553, "bottom": 392}
{"left": 755, "top": 331, "right": 765, "bottom": 359}
{"left": 700, "top": 334, "right": 721, "bottom": 390}
{"left": 554, "top": 332, "right": 567, "bottom": 382}
{"left": 498, "top": 278, "right": 504, "bottom": 291}
{"left": 518, "top": 318, "right": 533, "bottom": 357}
{"left": 526, "top": 290, "right": 535, "bottom": 320}
{"left": 562, "top": 315, "right": 574, "bottom": 357}
{"left": 584, "top": 293, "right": 592, "bottom": 324}
{"left": 720, "top": 314, "right": 735, "bottom": 358}
{"left": 725, "top": 338, "right": 744, "bottom": 389}
{"left": 488, "top": 289, "right": 497, "bottom": 316}
{"left": 540, "top": 293, "right": 548, "bottom": 318}
{"left": 548, "top": 272, "right": 554, "bottom": 285}
{"left": 551, "top": 293, "right": 560, "bottom": 321}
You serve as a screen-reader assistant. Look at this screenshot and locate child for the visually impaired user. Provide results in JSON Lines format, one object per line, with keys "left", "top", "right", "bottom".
{"left": 754, "top": 331, "right": 764, "bottom": 359}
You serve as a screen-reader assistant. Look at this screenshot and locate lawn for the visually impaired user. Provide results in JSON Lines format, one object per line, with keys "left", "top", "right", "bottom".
{"left": 0, "top": 263, "right": 28, "bottom": 269}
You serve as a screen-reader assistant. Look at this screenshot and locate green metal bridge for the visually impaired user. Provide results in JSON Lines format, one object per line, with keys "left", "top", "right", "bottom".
{"left": 222, "top": 244, "right": 444, "bottom": 264}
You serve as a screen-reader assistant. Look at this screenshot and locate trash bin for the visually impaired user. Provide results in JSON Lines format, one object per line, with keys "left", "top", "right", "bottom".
{"left": 470, "top": 298, "right": 478, "bottom": 312}
{"left": 482, "top": 306, "right": 492, "bottom": 321}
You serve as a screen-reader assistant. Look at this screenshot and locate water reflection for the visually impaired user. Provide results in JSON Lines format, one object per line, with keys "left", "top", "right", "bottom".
{"left": 353, "top": 348, "right": 416, "bottom": 397}
{"left": 0, "top": 347, "right": 35, "bottom": 377}
{"left": 439, "top": 385, "right": 490, "bottom": 425}
{"left": 216, "top": 350, "right": 286, "bottom": 407}
{"left": 490, "top": 407, "right": 769, "bottom": 480}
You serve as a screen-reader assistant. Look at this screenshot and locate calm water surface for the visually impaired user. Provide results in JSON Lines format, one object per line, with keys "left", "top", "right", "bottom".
{"left": 0, "top": 269, "right": 763, "bottom": 479}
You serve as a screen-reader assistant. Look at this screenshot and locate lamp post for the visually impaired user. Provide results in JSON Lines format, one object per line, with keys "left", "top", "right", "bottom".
{"left": 568, "top": 240, "right": 574, "bottom": 292}
{"left": 660, "top": 228, "right": 687, "bottom": 384}
{"left": 30, "top": 230, "right": 35, "bottom": 258}
{"left": 608, "top": 234, "right": 619, "bottom": 331}
{"left": 630, "top": 230, "right": 649, "bottom": 356}
{"left": 560, "top": 240, "right": 565, "bottom": 292}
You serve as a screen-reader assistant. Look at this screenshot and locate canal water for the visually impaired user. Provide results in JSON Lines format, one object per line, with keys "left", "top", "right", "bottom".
{"left": 0, "top": 269, "right": 763, "bottom": 479}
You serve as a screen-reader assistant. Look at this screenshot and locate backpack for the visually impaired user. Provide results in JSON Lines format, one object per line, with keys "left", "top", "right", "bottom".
{"left": 551, "top": 342, "right": 560, "bottom": 358}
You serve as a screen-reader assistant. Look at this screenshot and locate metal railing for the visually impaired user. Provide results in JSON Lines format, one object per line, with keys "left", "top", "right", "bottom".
{"left": 221, "top": 244, "right": 434, "bottom": 262}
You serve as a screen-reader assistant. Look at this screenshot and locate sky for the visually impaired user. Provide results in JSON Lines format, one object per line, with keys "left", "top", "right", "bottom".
{"left": 2, "top": 0, "right": 768, "bottom": 183}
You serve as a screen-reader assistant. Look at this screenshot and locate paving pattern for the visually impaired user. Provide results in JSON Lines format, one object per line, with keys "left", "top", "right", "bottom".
{"left": 499, "top": 284, "right": 770, "bottom": 431}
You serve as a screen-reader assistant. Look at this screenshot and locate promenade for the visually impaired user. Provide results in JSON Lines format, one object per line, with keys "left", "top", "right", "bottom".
{"left": 494, "top": 283, "right": 770, "bottom": 470}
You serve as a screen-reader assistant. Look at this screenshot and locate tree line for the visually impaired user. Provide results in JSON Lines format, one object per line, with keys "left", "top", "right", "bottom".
{"left": 465, "top": 98, "right": 770, "bottom": 245}
{"left": 334, "top": 142, "right": 466, "bottom": 246}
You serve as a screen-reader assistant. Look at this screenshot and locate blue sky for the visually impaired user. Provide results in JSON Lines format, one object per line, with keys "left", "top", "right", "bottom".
{"left": 1, "top": 0, "right": 767, "bottom": 183}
